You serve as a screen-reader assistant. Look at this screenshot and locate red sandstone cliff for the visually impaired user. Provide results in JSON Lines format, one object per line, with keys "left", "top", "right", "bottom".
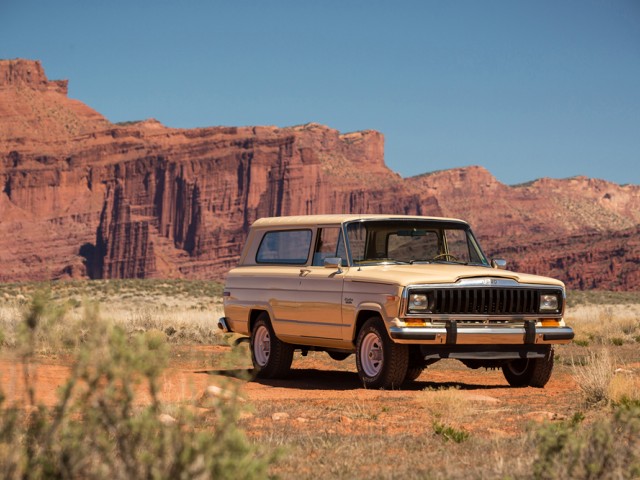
{"left": 1, "top": 59, "right": 639, "bottom": 290}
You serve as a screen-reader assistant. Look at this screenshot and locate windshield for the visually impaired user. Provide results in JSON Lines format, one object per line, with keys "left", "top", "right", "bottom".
{"left": 345, "top": 220, "right": 489, "bottom": 266}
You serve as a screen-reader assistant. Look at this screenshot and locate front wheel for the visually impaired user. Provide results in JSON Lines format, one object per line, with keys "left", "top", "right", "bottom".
{"left": 250, "top": 314, "right": 294, "bottom": 379}
{"left": 356, "top": 318, "right": 408, "bottom": 389}
{"left": 502, "top": 347, "right": 554, "bottom": 388}
{"left": 403, "top": 366, "right": 424, "bottom": 384}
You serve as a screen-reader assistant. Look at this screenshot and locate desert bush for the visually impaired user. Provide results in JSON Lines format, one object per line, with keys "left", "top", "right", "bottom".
{"left": 432, "top": 421, "right": 469, "bottom": 443}
{"left": 0, "top": 294, "right": 273, "bottom": 479}
{"left": 533, "top": 404, "right": 640, "bottom": 480}
{"left": 609, "top": 337, "right": 624, "bottom": 346}
{"left": 572, "top": 348, "right": 615, "bottom": 406}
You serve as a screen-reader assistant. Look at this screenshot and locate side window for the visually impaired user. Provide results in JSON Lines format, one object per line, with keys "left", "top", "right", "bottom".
{"left": 312, "top": 227, "right": 347, "bottom": 266}
{"left": 256, "top": 229, "right": 312, "bottom": 264}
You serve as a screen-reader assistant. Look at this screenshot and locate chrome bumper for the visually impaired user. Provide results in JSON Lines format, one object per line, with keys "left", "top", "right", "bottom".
{"left": 217, "top": 317, "right": 232, "bottom": 333}
{"left": 389, "top": 324, "right": 574, "bottom": 345}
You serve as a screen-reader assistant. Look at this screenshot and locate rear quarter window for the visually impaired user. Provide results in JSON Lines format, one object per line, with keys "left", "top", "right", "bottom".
{"left": 256, "top": 229, "right": 312, "bottom": 265}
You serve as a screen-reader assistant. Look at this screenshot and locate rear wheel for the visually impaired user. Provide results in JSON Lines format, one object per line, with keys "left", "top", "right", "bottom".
{"left": 250, "top": 313, "right": 294, "bottom": 379}
{"left": 502, "top": 347, "right": 554, "bottom": 388}
{"left": 356, "top": 318, "right": 408, "bottom": 389}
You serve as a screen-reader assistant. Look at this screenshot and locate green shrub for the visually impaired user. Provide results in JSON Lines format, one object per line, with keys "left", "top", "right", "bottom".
{"left": 533, "top": 404, "right": 640, "bottom": 480}
{"left": 0, "top": 294, "right": 273, "bottom": 479}
{"left": 610, "top": 337, "right": 624, "bottom": 346}
{"left": 432, "top": 421, "right": 469, "bottom": 443}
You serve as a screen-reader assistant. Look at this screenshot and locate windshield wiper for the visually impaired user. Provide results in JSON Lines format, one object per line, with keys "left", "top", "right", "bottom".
{"left": 355, "top": 259, "right": 410, "bottom": 265}
{"left": 432, "top": 259, "right": 469, "bottom": 265}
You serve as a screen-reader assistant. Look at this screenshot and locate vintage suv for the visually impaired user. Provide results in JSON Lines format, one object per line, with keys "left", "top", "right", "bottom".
{"left": 219, "top": 214, "right": 574, "bottom": 389}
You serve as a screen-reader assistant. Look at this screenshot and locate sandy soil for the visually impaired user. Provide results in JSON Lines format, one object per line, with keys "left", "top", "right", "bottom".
{"left": 0, "top": 344, "right": 593, "bottom": 437}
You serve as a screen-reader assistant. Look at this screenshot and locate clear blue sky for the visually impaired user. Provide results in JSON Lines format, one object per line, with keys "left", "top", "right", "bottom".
{"left": 2, "top": 0, "right": 639, "bottom": 186}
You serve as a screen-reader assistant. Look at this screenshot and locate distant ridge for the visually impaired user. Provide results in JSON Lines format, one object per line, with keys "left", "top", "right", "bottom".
{"left": 1, "top": 59, "right": 639, "bottom": 290}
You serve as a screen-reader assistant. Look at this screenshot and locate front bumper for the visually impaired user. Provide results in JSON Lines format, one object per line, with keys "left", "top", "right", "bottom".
{"left": 389, "top": 322, "right": 574, "bottom": 345}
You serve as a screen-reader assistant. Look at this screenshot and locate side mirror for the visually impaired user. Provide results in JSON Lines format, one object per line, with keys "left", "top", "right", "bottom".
{"left": 491, "top": 258, "right": 507, "bottom": 270}
{"left": 324, "top": 257, "right": 343, "bottom": 272}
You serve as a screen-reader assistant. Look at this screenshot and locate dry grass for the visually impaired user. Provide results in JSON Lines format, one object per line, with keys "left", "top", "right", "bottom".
{"left": 565, "top": 303, "right": 640, "bottom": 346}
{"left": 609, "top": 372, "right": 640, "bottom": 405}
{"left": 0, "top": 280, "right": 225, "bottom": 351}
{"left": 414, "top": 387, "right": 472, "bottom": 427}
{"left": 572, "top": 348, "right": 615, "bottom": 406}
{"left": 566, "top": 301, "right": 640, "bottom": 407}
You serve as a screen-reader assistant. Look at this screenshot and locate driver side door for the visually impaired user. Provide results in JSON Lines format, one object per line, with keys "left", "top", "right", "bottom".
{"left": 295, "top": 226, "right": 347, "bottom": 340}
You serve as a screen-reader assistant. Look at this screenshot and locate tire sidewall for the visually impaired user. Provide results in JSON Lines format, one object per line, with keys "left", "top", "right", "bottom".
{"left": 250, "top": 317, "right": 272, "bottom": 376}
{"left": 250, "top": 314, "right": 294, "bottom": 379}
{"left": 502, "top": 359, "right": 534, "bottom": 387}
{"left": 502, "top": 346, "right": 554, "bottom": 388}
{"left": 356, "top": 318, "right": 408, "bottom": 389}
{"left": 356, "top": 321, "right": 387, "bottom": 388}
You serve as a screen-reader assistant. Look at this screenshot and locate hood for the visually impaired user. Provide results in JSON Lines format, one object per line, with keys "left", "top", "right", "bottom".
{"left": 344, "top": 263, "right": 564, "bottom": 288}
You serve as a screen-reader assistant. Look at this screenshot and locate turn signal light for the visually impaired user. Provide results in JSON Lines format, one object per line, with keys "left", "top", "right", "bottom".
{"left": 405, "top": 318, "right": 427, "bottom": 327}
{"left": 541, "top": 319, "right": 560, "bottom": 327}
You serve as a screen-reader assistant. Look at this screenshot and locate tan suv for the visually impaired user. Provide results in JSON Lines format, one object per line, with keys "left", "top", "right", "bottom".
{"left": 220, "top": 214, "right": 573, "bottom": 389}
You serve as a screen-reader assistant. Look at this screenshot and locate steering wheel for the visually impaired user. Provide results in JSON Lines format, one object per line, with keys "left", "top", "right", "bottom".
{"left": 432, "top": 253, "right": 460, "bottom": 262}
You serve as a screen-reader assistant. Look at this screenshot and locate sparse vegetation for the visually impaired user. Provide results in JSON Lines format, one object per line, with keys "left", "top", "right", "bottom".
{"left": 432, "top": 421, "right": 470, "bottom": 443}
{"left": 114, "top": 120, "right": 145, "bottom": 126}
{"left": 0, "top": 280, "right": 225, "bottom": 350}
{"left": 1, "top": 282, "right": 639, "bottom": 478}
{"left": 565, "top": 299, "right": 640, "bottom": 347}
{"left": 572, "top": 348, "right": 615, "bottom": 406}
{"left": 532, "top": 404, "right": 640, "bottom": 479}
{"left": 0, "top": 293, "right": 273, "bottom": 479}
{"left": 566, "top": 290, "right": 640, "bottom": 307}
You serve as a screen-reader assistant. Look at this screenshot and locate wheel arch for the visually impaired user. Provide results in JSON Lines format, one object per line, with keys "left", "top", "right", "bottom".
{"left": 249, "top": 308, "right": 270, "bottom": 332}
{"left": 353, "top": 308, "right": 384, "bottom": 342}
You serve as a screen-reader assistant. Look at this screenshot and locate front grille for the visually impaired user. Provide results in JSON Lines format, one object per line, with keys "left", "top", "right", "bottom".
{"left": 427, "top": 288, "right": 562, "bottom": 315}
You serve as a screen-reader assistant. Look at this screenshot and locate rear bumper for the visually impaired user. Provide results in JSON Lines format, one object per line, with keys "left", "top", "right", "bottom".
{"left": 389, "top": 323, "right": 574, "bottom": 345}
{"left": 217, "top": 317, "right": 232, "bottom": 333}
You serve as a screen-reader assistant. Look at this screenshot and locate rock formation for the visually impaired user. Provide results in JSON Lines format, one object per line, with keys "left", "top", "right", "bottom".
{"left": 1, "top": 59, "right": 639, "bottom": 290}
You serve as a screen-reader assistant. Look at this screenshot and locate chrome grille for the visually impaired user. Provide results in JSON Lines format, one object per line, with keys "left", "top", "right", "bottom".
{"left": 429, "top": 288, "right": 562, "bottom": 315}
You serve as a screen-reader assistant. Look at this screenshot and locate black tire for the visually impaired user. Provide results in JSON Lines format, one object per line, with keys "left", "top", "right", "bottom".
{"left": 502, "top": 347, "right": 554, "bottom": 388}
{"left": 355, "top": 317, "right": 408, "bottom": 389}
{"left": 250, "top": 313, "right": 294, "bottom": 379}
{"left": 403, "top": 366, "right": 425, "bottom": 384}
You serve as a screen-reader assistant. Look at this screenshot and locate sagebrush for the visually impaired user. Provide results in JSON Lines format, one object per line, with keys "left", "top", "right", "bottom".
{"left": 0, "top": 293, "right": 273, "bottom": 479}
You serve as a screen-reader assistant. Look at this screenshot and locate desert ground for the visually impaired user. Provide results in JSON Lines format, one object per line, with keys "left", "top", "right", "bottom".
{"left": 1, "top": 281, "right": 639, "bottom": 479}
